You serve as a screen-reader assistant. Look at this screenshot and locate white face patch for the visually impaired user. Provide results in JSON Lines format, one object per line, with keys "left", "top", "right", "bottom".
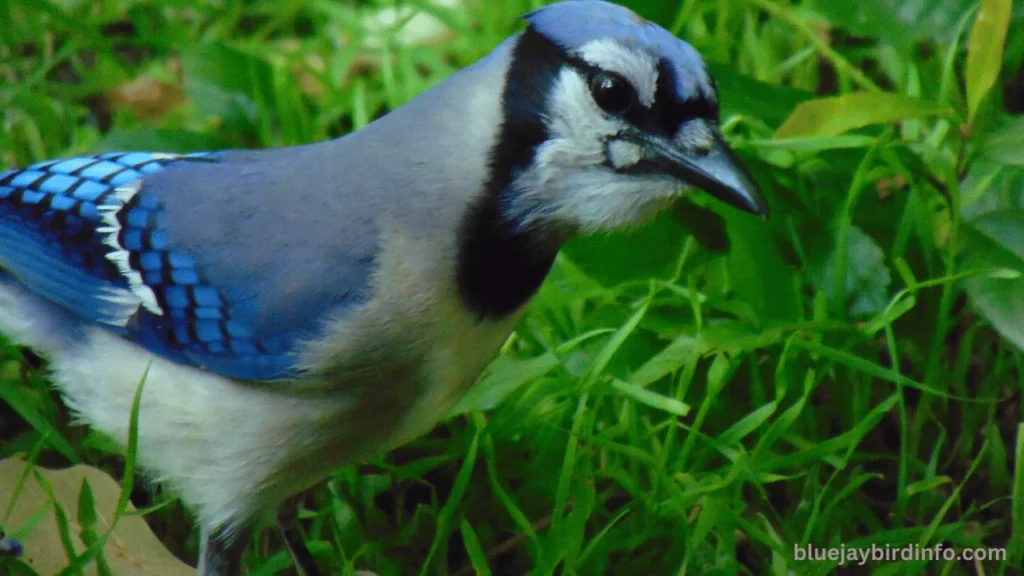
{"left": 504, "top": 68, "right": 684, "bottom": 234}
{"left": 606, "top": 139, "right": 642, "bottom": 169}
{"left": 577, "top": 39, "right": 659, "bottom": 107}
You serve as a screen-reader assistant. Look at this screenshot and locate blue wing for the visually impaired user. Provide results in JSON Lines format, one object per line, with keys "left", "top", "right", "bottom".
{"left": 0, "top": 150, "right": 375, "bottom": 380}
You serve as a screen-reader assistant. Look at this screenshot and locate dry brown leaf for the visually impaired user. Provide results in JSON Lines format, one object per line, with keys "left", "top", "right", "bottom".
{"left": 276, "top": 38, "right": 328, "bottom": 99}
{"left": 361, "top": 0, "right": 462, "bottom": 49}
{"left": 0, "top": 458, "right": 193, "bottom": 576}
{"left": 106, "top": 74, "right": 185, "bottom": 121}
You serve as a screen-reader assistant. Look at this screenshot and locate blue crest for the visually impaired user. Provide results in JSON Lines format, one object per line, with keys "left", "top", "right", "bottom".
{"left": 523, "top": 1, "right": 715, "bottom": 104}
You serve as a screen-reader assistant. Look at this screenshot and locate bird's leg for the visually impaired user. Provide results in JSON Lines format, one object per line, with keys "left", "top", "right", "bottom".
{"left": 277, "top": 495, "right": 321, "bottom": 576}
{"left": 198, "top": 524, "right": 250, "bottom": 576}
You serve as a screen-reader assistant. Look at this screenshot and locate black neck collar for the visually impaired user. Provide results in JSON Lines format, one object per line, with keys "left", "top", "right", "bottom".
{"left": 455, "top": 28, "right": 568, "bottom": 320}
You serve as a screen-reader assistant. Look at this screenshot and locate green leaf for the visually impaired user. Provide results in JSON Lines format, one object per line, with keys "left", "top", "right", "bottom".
{"left": 706, "top": 63, "right": 811, "bottom": 127}
{"left": 767, "top": 394, "right": 899, "bottom": 471}
{"left": 459, "top": 520, "right": 492, "bottom": 576}
{"left": 962, "top": 209, "right": 1024, "bottom": 352}
{"left": 630, "top": 333, "right": 696, "bottom": 387}
{"left": 76, "top": 479, "right": 97, "bottom": 535}
{"left": 418, "top": 418, "right": 480, "bottom": 576}
{"left": 579, "top": 296, "right": 650, "bottom": 392}
{"left": 562, "top": 213, "right": 687, "bottom": 287}
{"left": 78, "top": 432, "right": 125, "bottom": 458}
{"left": 689, "top": 495, "right": 724, "bottom": 549}
{"left": 776, "top": 93, "right": 952, "bottom": 139}
{"left": 716, "top": 402, "right": 778, "bottom": 448}
{"left": 745, "top": 135, "right": 878, "bottom": 155}
{"left": 725, "top": 210, "right": 802, "bottom": 324}
{"left": 814, "top": 0, "right": 975, "bottom": 42}
{"left": 700, "top": 321, "right": 788, "bottom": 357}
{"left": 58, "top": 367, "right": 149, "bottom": 576}
{"left": 1012, "top": 423, "right": 1024, "bottom": 563}
{"left": 449, "top": 352, "right": 559, "bottom": 416}
{"left": 76, "top": 51, "right": 130, "bottom": 97}
{"left": 0, "top": 386, "right": 79, "bottom": 464}
{"left": 981, "top": 114, "right": 1024, "bottom": 167}
{"left": 808, "top": 225, "right": 893, "bottom": 318}
{"left": 965, "top": 0, "right": 1013, "bottom": 123}
{"left": 75, "top": 478, "right": 112, "bottom": 576}
{"left": 986, "top": 422, "right": 1011, "bottom": 493}
{"left": 960, "top": 156, "right": 1024, "bottom": 221}
{"left": 609, "top": 378, "right": 691, "bottom": 417}
{"left": 905, "top": 476, "right": 952, "bottom": 496}
{"left": 182, "top": 44, "right": 276, "bottom": 135}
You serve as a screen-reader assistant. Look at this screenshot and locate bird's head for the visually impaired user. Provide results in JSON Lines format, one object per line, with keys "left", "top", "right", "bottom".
{"left": 459, "top": 1, "right": 769, "bottom": 317}
{"left": 492, "top": 0, "right": 767, "bottom": 235}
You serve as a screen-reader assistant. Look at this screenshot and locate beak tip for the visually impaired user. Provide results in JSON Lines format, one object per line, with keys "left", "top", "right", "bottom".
{"left": 750, "top": 195, "right": 770, "bottom": 219}
{"left": 700, "top": 138, "right": 769, "bottom": 219}
{"left": 728, "top": 182, "right": 769, "bottom": 218}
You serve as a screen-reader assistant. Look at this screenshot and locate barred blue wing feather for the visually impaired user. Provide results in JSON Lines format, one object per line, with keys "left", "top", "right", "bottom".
{"left": 0, "top": 152, "right": 208, "bottom": 325}
{"left": 0, "top": 151, "right": 344, "bottom": 381}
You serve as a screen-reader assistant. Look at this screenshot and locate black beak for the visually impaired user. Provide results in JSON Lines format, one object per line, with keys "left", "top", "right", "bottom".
{"left": 622, "top": 128, "right": 769, "bottom": 217}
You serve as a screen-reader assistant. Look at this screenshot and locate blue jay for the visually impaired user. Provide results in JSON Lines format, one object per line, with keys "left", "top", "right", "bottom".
{"left": 0, "top": 1, "right": 766, "bottom": 573}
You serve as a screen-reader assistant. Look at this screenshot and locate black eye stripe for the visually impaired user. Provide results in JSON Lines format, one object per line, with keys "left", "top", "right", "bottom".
{"left": 565, "top": 57, "right": 720, "bottom": 136}
{"left": 653, "top": 60, "right": 719, "bottom": 134}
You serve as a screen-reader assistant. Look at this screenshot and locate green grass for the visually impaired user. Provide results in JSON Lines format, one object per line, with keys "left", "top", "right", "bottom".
{"left": 2, "top": 0, "right": 1024, "bottom": 574}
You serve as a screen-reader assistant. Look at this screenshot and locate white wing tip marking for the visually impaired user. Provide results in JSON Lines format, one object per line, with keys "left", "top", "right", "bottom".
{"left": 98, "top": 180, "right": 164, "bottom": 317}
{"left": 97, "top": 287, "right": 144, "bottom": 327}
{"left": 113, "top": 181, "right": 141, "bottom": 203}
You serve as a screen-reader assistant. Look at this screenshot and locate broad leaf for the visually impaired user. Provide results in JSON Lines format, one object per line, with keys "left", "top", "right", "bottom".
{"left": 963, "top": 209, "right": 1024, "bottom": 352}
{"left": 724, "top": 209, "right": 802, "bottom": 324}
{"left": 966, "top": 0, "right": 1013, "bottom": 123}
{"left": 707, "top": 63, "right": 812, "bottom": 128}
{"left": 0, "top": 459, "right": 193, "bottom": 576}
{"left": 776, "top": 93, "right": 951, "bottom": 139}
{"left": 183, "top": 44, "right": 276, "bottom": 136}
{"left": 982, "top": 114, "right": 1024, "bottom": 168}
{"left": 808, "top": 225, "right": 893, "bottom": 318}
{"left": 562, "top": 212, "right": 689, "bottom": 288}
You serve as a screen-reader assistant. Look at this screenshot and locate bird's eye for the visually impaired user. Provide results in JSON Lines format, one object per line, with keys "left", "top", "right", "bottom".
{"left": 588, "top": 72, "right": 636, "bottom": 115}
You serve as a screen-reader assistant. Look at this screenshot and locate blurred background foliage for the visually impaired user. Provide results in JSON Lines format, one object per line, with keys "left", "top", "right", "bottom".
{"left": 1, "top": 0, "right": 1024, "bottom": 574}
